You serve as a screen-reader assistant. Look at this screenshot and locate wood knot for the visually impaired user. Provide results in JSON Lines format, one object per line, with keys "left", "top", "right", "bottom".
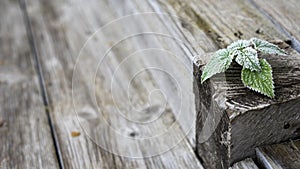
{"left": 234, "top": 30, "right": 243, "bottom": 39}
{"left": 129, "top": 132, "right": 138, "bottom": 137}
{"left": 77, "top": 106, "right": 98, "bottom": 120}
{"left": 284, "top": 122, "right": 290, "bottom": 129}
{"left": 255, "top": 28, "right": 263, "bottom": 34}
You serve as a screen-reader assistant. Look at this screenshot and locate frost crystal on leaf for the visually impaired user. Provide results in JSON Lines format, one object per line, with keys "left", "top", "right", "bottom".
{"left": 250, "top": 38, "right": 287, "bottom": 56}
{"left": 201, "top": 49, "right": 234, "bottom": 83}
{"left": 227, "top": 40, "right": 250, "bottom": 50}
{"left": 235, "top": 47, "right": 261, "bottom": 71}
{"left": 227, "top": 40, "right": 251, "bottom": 56}
{"left": 241, "top": 59, "right": 275, "bottom": 98}
{"left": 201, "top": 38, "right": 287, "bottom": 98}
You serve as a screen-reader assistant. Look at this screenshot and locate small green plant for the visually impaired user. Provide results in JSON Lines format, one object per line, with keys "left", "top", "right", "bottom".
{"left": 201, "top": 38, "right": 287, "bottom": 98}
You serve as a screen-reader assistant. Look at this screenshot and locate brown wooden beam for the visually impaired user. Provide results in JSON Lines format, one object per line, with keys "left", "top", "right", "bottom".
{"left": 194, "top": 41, "right": 300, "bottom": 168}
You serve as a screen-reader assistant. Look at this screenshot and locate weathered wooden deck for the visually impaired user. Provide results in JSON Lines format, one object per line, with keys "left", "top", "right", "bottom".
{"left": 0, "top": 0, "right": 300, "bottom": 168}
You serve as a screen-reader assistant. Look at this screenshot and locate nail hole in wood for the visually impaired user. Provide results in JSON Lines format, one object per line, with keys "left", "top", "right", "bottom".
{"left": 283, "top": 122, "right": 290, "bottom": 129}
{"left": 284, "top": 40, "right": 292, "bottom": 45}
{"left": 129, "top": 132, "right": 138, "bottom": 137}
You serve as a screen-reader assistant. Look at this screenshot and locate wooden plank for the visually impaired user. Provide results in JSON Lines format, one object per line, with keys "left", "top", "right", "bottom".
{"left": 148, "top": 0, "right": 297, "bottom": 169}
{"left": 105, "top": 1, "right": 300, "bottom": 168}
{"left": 194, "top": 41, "right": 300, "bottom": 169}
{"left": 0, "top": 0, "right": 59, "bottom": 168}
{"left": 104, "top": 0, "right": 294, "bottom": 153}
{"left": 256, "top": 148, "right": 284, "bottom": 169}
{"left": 24, "top": 0, "right": 298, "bottom": 168}
{"left": 25, "top": 0, "right": 204, "bottom": 168}
{"left": 256, "top": 140, "right": 300, "bottom": 169}
{"left": 135, "top": 0, "right": 220, "bottom": 147}
{"left": 154, "top": 0, "right": 288, "bottom": 49}
{"left": 250, "top": 0, "right": 300, "bottom": 51}
{"left": 146, "top": 3, "right": 293, "bottom": 163}
{"left": 141, "top": 0, "right": 291, "bottom": 151}
{"left": 230, "top": 158, "right": 259, "bottom": 169}
{"left": 105, "top": 0, "right": 199, "bottom": 146}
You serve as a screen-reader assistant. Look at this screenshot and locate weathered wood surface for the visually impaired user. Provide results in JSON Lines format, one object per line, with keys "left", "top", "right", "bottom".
{"left": 25, "top": 0, "right": 300, "bottom": 168}
{"left": 152, "top": 0, "right": 300, "bottom": 169}
{"left": 194, "top": 41, "right": 300, "bottom": 168}
{"left": 230, "top": 158, "right": 259, "bottom": 169}
{"left": 148, "top": 0, "right": 300, "bottom": 168}
{"left": 256, "top": 140, "right": 300, "bottom": 169}
{"left": 251, "top": 0, "right": 300, "bottom": 51}
{"left": 0, "top": 0, "right": 59, "bottom": 168}
{"left": 24, "top": 0, "right": 205, "bottom": 168}
{"left": 141, "top": 4, "right": 295, "bottom": 169}
{"left": 155, "top": 0, "right": 288, "bottom": 49}
{"left": 2, "top": 0, "right": 300, "bottom": 168}
{"left": 139, "top": 2, "right": 288, "bottom": 167}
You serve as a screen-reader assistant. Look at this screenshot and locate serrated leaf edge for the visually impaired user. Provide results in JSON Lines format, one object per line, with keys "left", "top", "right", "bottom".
{"left": 235, "top": 47, "right": 261, "bottom": 71}
{"left": 241, "top": 59, "right": 275, "bottom": 98}
{"left": 250, "top": 38, "right": 287, "bottom": 56}
{"left": 201, "top": 49, "right": 234, "bottom": 83}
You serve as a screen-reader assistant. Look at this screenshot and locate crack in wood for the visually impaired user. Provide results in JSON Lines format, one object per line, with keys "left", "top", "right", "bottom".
{"left": 18, "top": 0, "right": 64, "bottom": 168}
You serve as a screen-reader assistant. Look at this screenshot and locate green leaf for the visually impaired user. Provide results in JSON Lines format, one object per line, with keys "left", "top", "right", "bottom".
{"left": 250, "top": 38, "right": 287, "bottom": 56}
{"left": 227, "top": 40, "right": 251, "bottom": 56}
{"left": 201, "top": 49, "right": 234, "bottom": 83}
{"left": 235, "top": 47, "right": 261, "bottom": 71}
{"left": 227, "top": 40, "right": 251, "bottom": 50}
{"left": 241, "top": 59, "right": 275, "bottom": 98}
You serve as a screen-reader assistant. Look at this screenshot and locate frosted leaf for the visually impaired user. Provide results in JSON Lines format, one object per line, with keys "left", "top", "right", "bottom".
{"left": 201, "top": 38, "right": 283, "bottom": 98}
{"left": 201, "top": 49, "right": 234, "bottom": 83}
{"left": 227, "top": 40, "right": 251, "bottom": 50}
{"left": 250, "top": 38, "right": 287, "bottom": 56}
{"left": 227, "top": 40, "right": 251, "bottom": 56}
{"left": 235, "top": 47, "right": 261, "bottom": 71}
{"left": 241, "top": 59, "right": 274, "bottom": 98}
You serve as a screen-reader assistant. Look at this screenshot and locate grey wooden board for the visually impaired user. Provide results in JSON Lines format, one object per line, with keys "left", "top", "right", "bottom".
{"left": 251, "top": 0, "right": 300, "bottom": 51}
{"left": 24, "top": 0, "right": 204, "bottom": 168}
{"left": 155, "top": 0, "right": 288, "bottom": 49}
{"left": 146, "top": 0, "right": 295, "bottom": 168}
{"left": 256, "top": 140, "right": 300, "bottom": 169}
{"left": 139, "top": 0, "right": 290, "bottom": 154}
{"left": 0, "top": 0, "right": 59, "bottom": 168}
{"left": 230, "top": 158, "right": 259, "bottom": 169}
{"left": 150, "top": 0, "right": 298, "bottom": 169}
{"left": 17, "top": 0, "right": 300, "bottom": 168}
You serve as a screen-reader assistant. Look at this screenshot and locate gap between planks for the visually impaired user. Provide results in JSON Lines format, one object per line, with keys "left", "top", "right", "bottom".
{"left": 0, "top": 0, "right": 59, "bottom": 168}
{"left": 22, "top": 1, "right": 201, "bottom": 168}
{"left": 19, "top": 0, "right": 64, "bottom": 168}
{"left": 17, "top": 0, "right": 298, "bottom": 167}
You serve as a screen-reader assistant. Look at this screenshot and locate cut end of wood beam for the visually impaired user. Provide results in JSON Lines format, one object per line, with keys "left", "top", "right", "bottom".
{"left": 194, "top": 41, "right": 300, "bottom": 169}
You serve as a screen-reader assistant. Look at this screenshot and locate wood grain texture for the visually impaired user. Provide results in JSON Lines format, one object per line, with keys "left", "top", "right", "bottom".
{"left": 0, "top": 0, "right": 59, "bottom": 168}
{"left": 25, "top": 0, "right": 205, "bottom": 168}
{"left": 151, "top": 0, "right": 300, "bottom": 168}
{"left": 251, "top": 0, "right": 300, "bottom": 51}
{"left": 145, "top": 3, "right": 294, "bottom": 168}
{"left": 9, "top": 0, "right": 298, "bottom": 168}
{"left": 155, "top": 0, "right": 288, "bottom": 49}
{"left": 194, "top": 41, "right": 300, "bottom": 169}
{"left": 144, "top": 4, "right": 292, "bottom": 167}
{"left": 256, "top": 140, "right": 300, "bottom": 169}
{"left": 230, "top": 158, "right": 259, "bottom": 169}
